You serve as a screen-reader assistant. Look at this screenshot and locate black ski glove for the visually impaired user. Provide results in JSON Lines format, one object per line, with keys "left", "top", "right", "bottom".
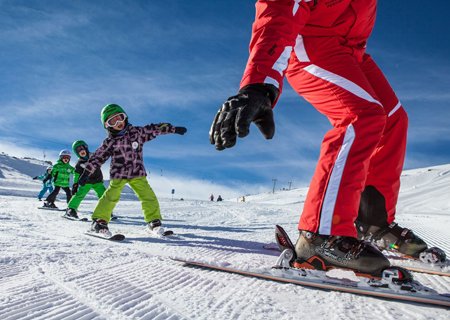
{"left": 33, "top": 176, "right": 38, "bottom": 180}
{"left": 209, "top": 83, "right": 279, "bottom": 150}
{"left": 78, "top": 171, "right": 89, "bottom": 186}
{"left": 72, "top": 183, "right": 79, "bottom": 195}
{"left": 174, "top": 127, "right": 187, "bottom": 135}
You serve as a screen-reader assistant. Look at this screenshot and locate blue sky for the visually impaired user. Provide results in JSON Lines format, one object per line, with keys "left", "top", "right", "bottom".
{"left": 1, "top": 1, "right": 449, "bottom": 197}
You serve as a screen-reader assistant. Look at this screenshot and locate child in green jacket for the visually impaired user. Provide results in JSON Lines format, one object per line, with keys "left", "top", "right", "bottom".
{"left": 44, "top": 150, "right": 75, "bottom": 209}
{"left": 65, "top": 140, "right": 107, "bottom": 219}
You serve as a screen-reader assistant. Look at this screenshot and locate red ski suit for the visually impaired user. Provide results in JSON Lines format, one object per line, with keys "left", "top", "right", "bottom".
{"left": 241, "top": 0, "right": 407, "bottom": 237}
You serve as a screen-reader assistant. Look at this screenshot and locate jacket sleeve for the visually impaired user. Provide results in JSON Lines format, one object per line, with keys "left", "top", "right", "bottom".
{"left": 139, "top": 123, "right": 176, "bottom": 142}
{"left": 84, "top": 140, "right": 113, "bottom": 175}
{"left": 73, "top": 163, "right": 83, "bottom": 183}
{"left": 240, "top": 0, "right": 312, "bottom": 105}
{"left": 73, "top": 172, "right": 80, "bottom": 184}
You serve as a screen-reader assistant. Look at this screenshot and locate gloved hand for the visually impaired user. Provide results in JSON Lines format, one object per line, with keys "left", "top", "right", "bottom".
{"left": 209, "top": 83, "right": 279, "bottom": 150}
{"left": 72, "top": 183, "right": 79, "bottom": 195}
{"left": 32, "top": 176, "right": 38, "bottom": 180}
{"left": 174, "top": 127, "right": 187, "bottom": 135}
{"left": 78, "top": 171, "right": 89, "bottom": 186}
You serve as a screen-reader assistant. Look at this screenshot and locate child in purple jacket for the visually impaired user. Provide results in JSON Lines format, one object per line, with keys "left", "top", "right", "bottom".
{"left": 79, "top": 103, "right": 187, "bottom": 237}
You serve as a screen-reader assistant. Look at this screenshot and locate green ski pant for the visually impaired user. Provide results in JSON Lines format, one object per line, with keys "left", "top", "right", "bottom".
{"left": 92, "top": 176, "right": 161, "bottom": 223}
{"left": 68, "top": 182, "right": 106, "bottom": 210}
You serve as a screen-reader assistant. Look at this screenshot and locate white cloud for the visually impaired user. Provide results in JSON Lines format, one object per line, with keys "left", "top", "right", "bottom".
{"left": 0, "top": 140, "right": 59, "bottom": 161}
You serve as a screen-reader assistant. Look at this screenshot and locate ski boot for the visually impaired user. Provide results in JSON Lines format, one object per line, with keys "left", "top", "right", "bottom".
{"left": 293, "top": 230, "right": 390, "bottom": 277}
{"left": 44, "top": 201, "right": 58, "bottom": 209}
{"left": 147, "top": 219, "right": 173, "bottom": 237}
{"left": 91, "top": 219, "right": 111, "bottom": 237}
{"left": 147, "top": 219, "right": 164, "bottom": 235}
{"left": 65, "top": 208, "right": 79, "bottom": 219}
{"left": 356, "top": 221, "right": 428, "bottom": 258}
{"left": 273, "top": 225, "right": 391, "bottom": 277}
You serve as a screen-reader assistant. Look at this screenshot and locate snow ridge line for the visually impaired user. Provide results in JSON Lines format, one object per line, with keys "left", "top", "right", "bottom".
{"left": 37, "top": 260, "right": 189, "bottom": 320}
{"left": 36, "top": 265, "right": 111, "bottom": 320}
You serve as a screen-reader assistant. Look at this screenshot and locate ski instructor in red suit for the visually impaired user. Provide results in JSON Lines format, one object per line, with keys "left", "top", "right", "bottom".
{"left": 210, "top": 0, "right": 432, "bottom": 276}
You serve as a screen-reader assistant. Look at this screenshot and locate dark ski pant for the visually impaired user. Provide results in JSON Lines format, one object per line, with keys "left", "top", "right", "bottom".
{"left": 46, "top": 186, "right": 72, "bottom": 203}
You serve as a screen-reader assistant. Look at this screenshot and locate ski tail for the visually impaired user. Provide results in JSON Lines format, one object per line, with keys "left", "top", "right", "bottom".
{"left": 275, "top": 225, "right": 296, "bottom": 259}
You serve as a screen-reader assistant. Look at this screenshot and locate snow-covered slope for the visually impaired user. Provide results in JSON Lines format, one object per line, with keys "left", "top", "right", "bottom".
{"left": 0, "top": 153, "right": 137, "bottom": 200}
{"left": 0, "top": 153, "right": 51, "bottom": 198}
{"left": 0, "top": 156, "right": 449, "bottom": 319}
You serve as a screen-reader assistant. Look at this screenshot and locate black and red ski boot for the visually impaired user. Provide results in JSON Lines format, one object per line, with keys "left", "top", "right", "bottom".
{"left": 293, "top": 230, "right": 390, "bottom": 277}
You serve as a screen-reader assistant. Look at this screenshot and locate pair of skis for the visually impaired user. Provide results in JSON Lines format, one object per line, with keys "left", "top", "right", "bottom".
{"left": 174, "top": 225, "right": 450, "bottom": 308}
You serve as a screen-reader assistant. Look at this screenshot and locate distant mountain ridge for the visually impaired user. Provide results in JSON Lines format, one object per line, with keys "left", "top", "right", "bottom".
{"left": 0, "top": 153, "right": 52, "bottom": 179}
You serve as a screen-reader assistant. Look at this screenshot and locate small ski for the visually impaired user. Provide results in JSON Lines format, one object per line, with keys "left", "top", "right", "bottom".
{"left": 147, "top": 227, "right": 174, "bottom": 238}
{"left": 38, "top": 206, "right": 65, "bottom": 212}
{"left": 62, "top": 215, "right": 89, "bottom": 222}
{"left": 173, "top": 257, "right": 450, "bottom": 308}
{"left": 84, "top": 231, "right": 125, "bottom": 241}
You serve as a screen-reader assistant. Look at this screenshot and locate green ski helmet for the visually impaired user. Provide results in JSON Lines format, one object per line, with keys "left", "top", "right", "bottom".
{"left": 72, "top": 140, "right": 89, "bottom": 158}
{"left": 101, "top": 103, "right": 128, "bottom": 128}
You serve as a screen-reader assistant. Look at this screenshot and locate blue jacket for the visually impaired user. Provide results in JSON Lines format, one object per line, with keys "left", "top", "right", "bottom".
{"left": 37, "top": 172, "right": 53, "bottom": 188}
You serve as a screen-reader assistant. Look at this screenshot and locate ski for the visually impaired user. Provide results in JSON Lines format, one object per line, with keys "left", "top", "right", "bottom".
{"left": 147, "top": 227, "right": 174, "bottom": 238}
{"left": 38, "top": 206, "right": 65, "bottom": 212}
{"left": 62, "top": 215, "right": 89, "bottom": 222}
{"left": 84, "top": 231, "right": 125, "bottom": 241}
{"left": 173, "top": 256, "right": 450, "bottom": 308}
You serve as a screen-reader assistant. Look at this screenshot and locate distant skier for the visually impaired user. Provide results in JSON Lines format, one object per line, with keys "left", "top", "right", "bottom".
{"left": 210, "top": 0, "right": 431, "bottom": 276}
{"left": 33, "top": 166, "right": 54, "bottom": 201}
{"left": 217, "top": 195, "right": 223, "bottom": 202}
{"left": 210, "top": 194, "right": 214, "bottom": 201}
{"left": 64, "top": 140, "right": 107, "bottom": 219}
{"left": 78, "top": 103, "right": 187, "bottom": 237}
{"left": 43, "top": 150, "right": 74, "bottom": 209}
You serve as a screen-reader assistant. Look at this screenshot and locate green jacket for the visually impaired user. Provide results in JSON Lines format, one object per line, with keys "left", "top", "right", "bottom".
{"left": 51, "top": 159, "right": 75, "bottom": 187}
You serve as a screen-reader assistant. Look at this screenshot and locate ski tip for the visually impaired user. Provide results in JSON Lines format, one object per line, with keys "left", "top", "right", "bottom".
{"left": 110, "top": 234, "right": 125, "bottom": 241}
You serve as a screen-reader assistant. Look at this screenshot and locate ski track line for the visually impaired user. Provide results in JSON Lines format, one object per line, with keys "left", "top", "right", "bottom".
{"left": 417, "top": 272, "right": 450, "bottom": 293}
{"left": 63, "top": 256, "right": 290, "bottom": 320}
{"left": 38, "top": 260, "right": 189, "bottom": 320}
{"left": 0, "top": 285, "right": 95, "bottom": 320}
{"left": 79, "top": 258, "right": 216, "bottom": 319}
{"left": 1, "top": 266, "right": 105, "bottom": 320}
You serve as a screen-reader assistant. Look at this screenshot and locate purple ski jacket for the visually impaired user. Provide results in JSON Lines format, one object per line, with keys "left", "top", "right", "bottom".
{"left": 85, "top": 123, "right": 176, "bottom": 180}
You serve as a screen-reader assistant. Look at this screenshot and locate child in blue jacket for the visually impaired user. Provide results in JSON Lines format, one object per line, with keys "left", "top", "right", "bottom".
{"left": 33, "top": 166, "right": 54, "bottom": 201}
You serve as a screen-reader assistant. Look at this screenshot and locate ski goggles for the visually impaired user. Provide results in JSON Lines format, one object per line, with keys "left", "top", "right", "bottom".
{"left": 61, "top": 155, "right": 71, "bottom": 161}
{"left": 105, "top": 113, "right": 127, "bottom": 128}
